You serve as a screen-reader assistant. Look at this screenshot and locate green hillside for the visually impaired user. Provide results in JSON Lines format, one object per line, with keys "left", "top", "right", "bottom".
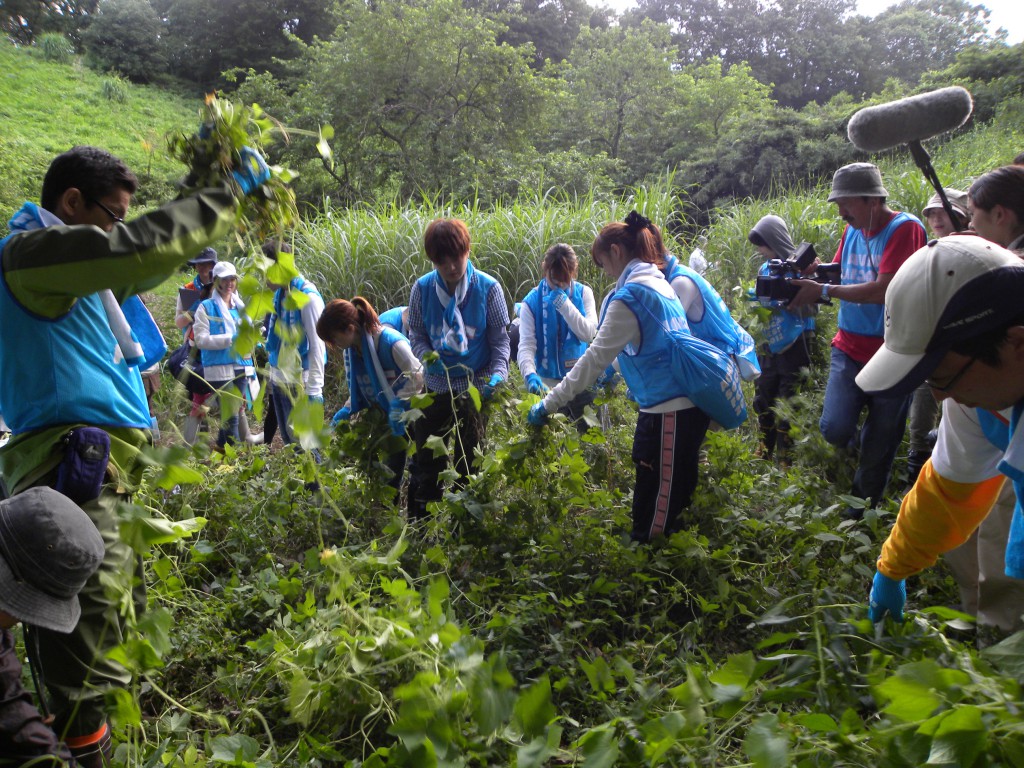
{"left": 0, "top": 40, "right": 201, "bottom": 222}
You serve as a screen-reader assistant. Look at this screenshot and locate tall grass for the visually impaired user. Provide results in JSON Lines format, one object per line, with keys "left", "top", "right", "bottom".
{"left": 297, "top": 179, "right": 691, "bottom": 311}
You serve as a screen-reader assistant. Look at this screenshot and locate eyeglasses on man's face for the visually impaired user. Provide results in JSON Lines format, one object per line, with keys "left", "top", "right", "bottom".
{"left": 88, "top": 197, "right": 125, "bottom": 224}
{"left": 925, "top": 355, "right": 977, "bottom": 392}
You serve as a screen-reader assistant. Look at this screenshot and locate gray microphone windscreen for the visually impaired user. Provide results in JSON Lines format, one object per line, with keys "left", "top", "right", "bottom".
{"left": 847, "top": 87, "right": 973, "bottom": 152}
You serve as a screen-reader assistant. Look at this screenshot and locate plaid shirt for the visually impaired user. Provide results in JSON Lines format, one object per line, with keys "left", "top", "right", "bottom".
{"left": 408, "top": 273, "right": 510, "bottom": 394}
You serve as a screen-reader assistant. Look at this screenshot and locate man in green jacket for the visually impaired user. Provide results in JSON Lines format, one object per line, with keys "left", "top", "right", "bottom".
{"left": 0, "top": 145, "right": 263, "bottom": 764}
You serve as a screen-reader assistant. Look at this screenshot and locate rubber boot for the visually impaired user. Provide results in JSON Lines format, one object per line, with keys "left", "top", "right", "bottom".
{"left": 183, "top": 415, "right": 202, "bottom": 446}
{"left": 238, "top": 410, "right": 263, "bottom": 445}
{"left": 67, "top": 722, "right": 112, "bottom": 768}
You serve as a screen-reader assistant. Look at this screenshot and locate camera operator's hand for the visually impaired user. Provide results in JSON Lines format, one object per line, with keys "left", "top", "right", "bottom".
{"left": 799, "top": 257, "right": 821, "bottom": 277}
{"left": 787, "top": 279, "right": 825, "bottom": 308}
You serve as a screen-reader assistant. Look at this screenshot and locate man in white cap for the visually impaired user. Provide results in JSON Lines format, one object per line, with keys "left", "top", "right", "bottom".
{"left": 856, "top": 234, "right": 1024, "bottom": 626}
{"left": 790, "top": 162, "right": 927, "bottom": 517}
{"left": 0, "top": 487, "right": 105, "bottom": 763}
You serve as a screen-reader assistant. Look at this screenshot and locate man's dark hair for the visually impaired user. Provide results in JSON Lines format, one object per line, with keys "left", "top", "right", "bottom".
{"left": 261, "top": 239, "right": 293, "bottom": 263}
{"left": 1014, "top": 151, "right": 1024, "bottom": 166}
{"left": 40, "top": 146, "right": 138, "bottom": 214}
{"left": 969, "top": 165, "right": 1024, "bottom": 222}
{"left": 949, "top": 309, "right": 1024, "bottom": 367}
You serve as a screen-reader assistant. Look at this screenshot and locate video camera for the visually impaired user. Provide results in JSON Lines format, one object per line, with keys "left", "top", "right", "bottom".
{"left": 754, "top": 242, "right": 841, "bottom": 305}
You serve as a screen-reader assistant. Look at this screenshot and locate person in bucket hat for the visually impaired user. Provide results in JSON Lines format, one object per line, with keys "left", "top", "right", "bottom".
{"left": 0, "top": 487, "right": 104, "bottom": 762}
{"left": 789, "top": 162, "right": 927, "bottom": 519}
{"left": 855, "top": 235, "right": 1024, "bottom": 626}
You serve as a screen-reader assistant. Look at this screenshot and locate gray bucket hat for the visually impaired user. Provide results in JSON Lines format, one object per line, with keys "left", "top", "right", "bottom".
{"left": 922, "top": 188, "right": 970, "bottom": 221}
{"left": 828, "top": 162, "right": 888, "bottom": 201}
{"left": 0, "top": 487, "right": 105, "bottom": 633}
{"left": 187, "top": 247, "right": 218, "bottom": 267}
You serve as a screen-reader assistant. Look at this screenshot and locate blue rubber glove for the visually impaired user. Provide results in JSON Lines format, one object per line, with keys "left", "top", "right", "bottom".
{"left": 595, "top": 365, "right": 619, "bottom": 388}
{"left": 528, "top": 402, "right": 548, "bottom": 427}
{"left": 548, "top": 288, "right": 569, "bottom": 310}
{"left": 525, "top": 372, "right": 549, "bottom": 396}
{"left": 232, "top": 147, "right": 271, "bottom": 196}
{"left": 388, "top": 399, "right": 407, "bottom": 437}
{"left": 868, "top": 571, "right": 906, "bottom": 622}
{"left": 425, "top": 358, "right": 447, "bottom": 376}
{"left": 308, "top": 395, "right": 324, "bottom": 404}
{"left": 482, "top": 373, "right": 503, "bottom": 401}
{"left": 331, "top": 406, "right": 351, "bottom": 426}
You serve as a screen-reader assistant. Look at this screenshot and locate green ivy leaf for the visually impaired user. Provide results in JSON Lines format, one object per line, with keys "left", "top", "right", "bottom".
{"left": 578, "top": 726, "right": 619, "bottom": 768}
{"left": 120, "top": 514, "right": 206, "bottom": 552}
{"left": 744, "top": 714, "right": 789, "bottom": 768}
{"left": 513, "top": 676, "right": 556, "bottom": 739}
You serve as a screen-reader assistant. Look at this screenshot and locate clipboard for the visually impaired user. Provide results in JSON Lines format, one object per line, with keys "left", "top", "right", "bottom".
{"left": 179, "top": 286, "right": 202, "bottom": 311}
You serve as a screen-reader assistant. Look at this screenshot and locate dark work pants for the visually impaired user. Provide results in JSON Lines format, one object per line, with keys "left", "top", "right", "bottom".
{"left": 407, "top": 390, "right": 485, "bottom": 520}
{"left": 752, "top": 336, "right": 811, "bottom": 456}
{"left": 631, "top": 407, "right": 711, "bottom": 542}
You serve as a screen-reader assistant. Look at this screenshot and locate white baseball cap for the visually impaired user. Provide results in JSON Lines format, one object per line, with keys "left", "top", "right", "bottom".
{"left": 856, "top": 234, "right": 1024, "bottom": 396}
{"left": 212, "top": 261, "right": 237, "bottom": 280}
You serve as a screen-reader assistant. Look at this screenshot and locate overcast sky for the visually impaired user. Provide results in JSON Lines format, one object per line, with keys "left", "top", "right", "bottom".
{"left": 601, "top": 1, "right": 1023, "bottom": 44}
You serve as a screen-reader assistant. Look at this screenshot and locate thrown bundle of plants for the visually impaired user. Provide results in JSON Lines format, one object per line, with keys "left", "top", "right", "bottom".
{"left": 167, "top": 94, "right": 333, "bottom": 243}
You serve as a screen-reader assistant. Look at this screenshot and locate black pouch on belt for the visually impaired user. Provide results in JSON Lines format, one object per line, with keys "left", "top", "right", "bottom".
{"left": 55, "top": 427, "right": 111, "bottom": 504}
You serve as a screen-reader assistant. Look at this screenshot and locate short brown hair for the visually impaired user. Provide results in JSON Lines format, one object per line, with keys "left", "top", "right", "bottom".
{"left": 543, "top": 243, "right": 578, "bottom": 284}
{"left": 424, "top": 219, "right": 470, "bottom": 263}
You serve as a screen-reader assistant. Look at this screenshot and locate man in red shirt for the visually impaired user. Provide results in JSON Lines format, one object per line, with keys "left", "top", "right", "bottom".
{"left": 791, "top": 163, "right": 927, "bottom": 517}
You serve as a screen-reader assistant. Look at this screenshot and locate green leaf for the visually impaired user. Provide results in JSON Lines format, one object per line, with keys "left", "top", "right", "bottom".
{"left": 578, "top": 727, "right": 618, "bottom": 768}
{"left": 920, "top": 706, "right": 986, "bottom": 766}
{"left": 513, "top": 676, "right": 556, "bottom": 739}
{"left": 795, "top": 713, "right": 838, "bottom": 733}
{"left": 106, "top": 686, "right": 141, "bottom": 729}
{"left": 211, "top": 733, "right": 261, "bottom": 764}
{"left": 517, "top": 726, "right": 562, "bottom": 768}
{"left": 981, "top": 630, "right": 1024, "bottom": 678}
{"left": 467, "top": 385, "right": 482, "bottom": 412}
{"left": 107, "top": 636, "right": 164, "bottom": 674}
{"left": 425, "top": 434, "right": 449, "bottom": 458}
{"left": 874, "top": 675, "right": 942, "bottom": 722}
{"left": 120, "top": 515, "right": 206, "bottom": 552}
{"left": 744, "top": 714, "right": 789, "bottom": 768}
{"left": 151, "top": 461, "right": 205, "bottom": 491}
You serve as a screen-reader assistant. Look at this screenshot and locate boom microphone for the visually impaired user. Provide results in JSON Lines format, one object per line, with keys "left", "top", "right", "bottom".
{"left": 847, "top": 87, "right": 973, "bottom": 153}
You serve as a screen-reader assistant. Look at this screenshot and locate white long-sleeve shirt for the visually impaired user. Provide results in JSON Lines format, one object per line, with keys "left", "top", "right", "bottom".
{"left": 517, "top": 283, "right": 598, "bottom": 382}
{"left": 541, "top": 260, "right": 693, "bottom": 415}
{"left": 268, "top": 289, "right": 327, "bottom": 398}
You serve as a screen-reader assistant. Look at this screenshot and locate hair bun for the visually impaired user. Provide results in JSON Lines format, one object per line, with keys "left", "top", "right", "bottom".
{"left": 624, "top": 210, "right": 652, "bottom": 232}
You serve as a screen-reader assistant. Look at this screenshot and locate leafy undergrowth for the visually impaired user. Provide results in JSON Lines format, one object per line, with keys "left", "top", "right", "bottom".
{"left": 117, "top": 386, "right": 1024, "bottom": 768}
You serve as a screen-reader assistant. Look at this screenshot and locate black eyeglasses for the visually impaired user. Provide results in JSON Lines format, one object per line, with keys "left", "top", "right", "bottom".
{"left": 88, "top": 197, "right": 125, "bottom": 224}
{"left": 925, "top": 356, "right": 977, "bottom": 392}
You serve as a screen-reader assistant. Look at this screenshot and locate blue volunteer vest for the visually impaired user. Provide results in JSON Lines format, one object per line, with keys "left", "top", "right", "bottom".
{"left": 995, "top": 404, "right": 1024, "bottom": 579}
{"left": 379, "top": 306, "right": 408, "bottom": 335}
{"left": 197, "top": 298, "right": 254, "bottom": 369}
{"left": 345, "top": 327, "right": 407, "bottom": 413}
{"left": 522, "top": 280, "right": 588, "bottom": 379}
{"left": 418, "top": 267, "right": 496, "bottom": 376}
{"left": 267, "top": 277, "right": 324, "bottom": 372}
{"left": 604, "top": 282, "right": 693, "bottom": 408}
{"left": 837, "top": 212, "right": 921, "bottom": 338}
{"left": 756, "top": 261, "right": 815, "bottom": 354}
{"left": 664, "top": 256, "right": 759, "bottom": 377}
{"left": 0, "top": 236, "right": 151, "bottom": 432}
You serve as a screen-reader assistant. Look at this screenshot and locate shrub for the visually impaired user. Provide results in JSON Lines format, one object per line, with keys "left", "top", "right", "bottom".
{"left": 38, "top": 32, "right": 73, "bottom": 63}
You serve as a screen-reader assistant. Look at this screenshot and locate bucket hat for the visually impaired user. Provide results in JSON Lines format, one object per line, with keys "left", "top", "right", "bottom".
{"left": 922, "top": 189, "right": 970, "bottom": 222}
{"left": 0, "top": 487, "right": 105, "bottom": 633}
{"left": 828, "top": 163, "right": 888, "bottom": 201}
{"left": 187, "top": 247, "right": 218, "bottom": 267}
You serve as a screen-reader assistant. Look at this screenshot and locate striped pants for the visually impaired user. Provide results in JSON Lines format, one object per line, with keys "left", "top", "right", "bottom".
{"left": 631, "top": 407, "right": 711, "bottom": 542}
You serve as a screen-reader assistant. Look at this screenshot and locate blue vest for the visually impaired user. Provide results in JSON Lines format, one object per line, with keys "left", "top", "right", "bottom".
{"left": 267, "top": 277, "right": 324, "bottom": 372}
{"left": 605, "top": 283, "right": 693, "bottom": 408}
{"left": 345, "top": 328, "right": 407, "bottom": 412}
{"left": 522, "top": 281, "right": 588, "bottom": 379}
{"left": 197, "top": 298, "right": 254, "bottom": 369}
{"left": 837, "top": 212, "right": 922, "bottom": 338}
{"left": 757, "top": 261, "right": 815, "bottom": 354}
{"left": 379, "top": 306, "right": 408, "bottom": 335}
{"left": 0, "top": 236, "right": 151, "bottom": 432}
{"left": 418, "top": 267, "right": 497, "bottom": 377}
{"left": 997, "top": 404, "right": 1024, "bottom": 579}
{"left": 665, "top": 256, "right": 759, "bottom": 378}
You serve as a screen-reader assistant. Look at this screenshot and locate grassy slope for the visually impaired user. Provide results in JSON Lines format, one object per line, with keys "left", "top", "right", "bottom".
{"left": 0, "top": 40, "right": 200, "bottom": 223}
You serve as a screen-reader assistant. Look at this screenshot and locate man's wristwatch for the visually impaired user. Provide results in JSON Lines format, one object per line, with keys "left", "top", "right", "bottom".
{"left": 821, "top": 284, "right": 831, "bottom": 301}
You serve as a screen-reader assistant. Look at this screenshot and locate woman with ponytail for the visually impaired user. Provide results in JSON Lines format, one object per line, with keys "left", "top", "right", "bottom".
{"left": 317, "top": 297, "right": 424, "bottom": 490}
{"left": 517, "top": 243, "right": 598, "bottom": 425}
{"left": 528, "top": 211, "right": 712, "bottom": 543}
